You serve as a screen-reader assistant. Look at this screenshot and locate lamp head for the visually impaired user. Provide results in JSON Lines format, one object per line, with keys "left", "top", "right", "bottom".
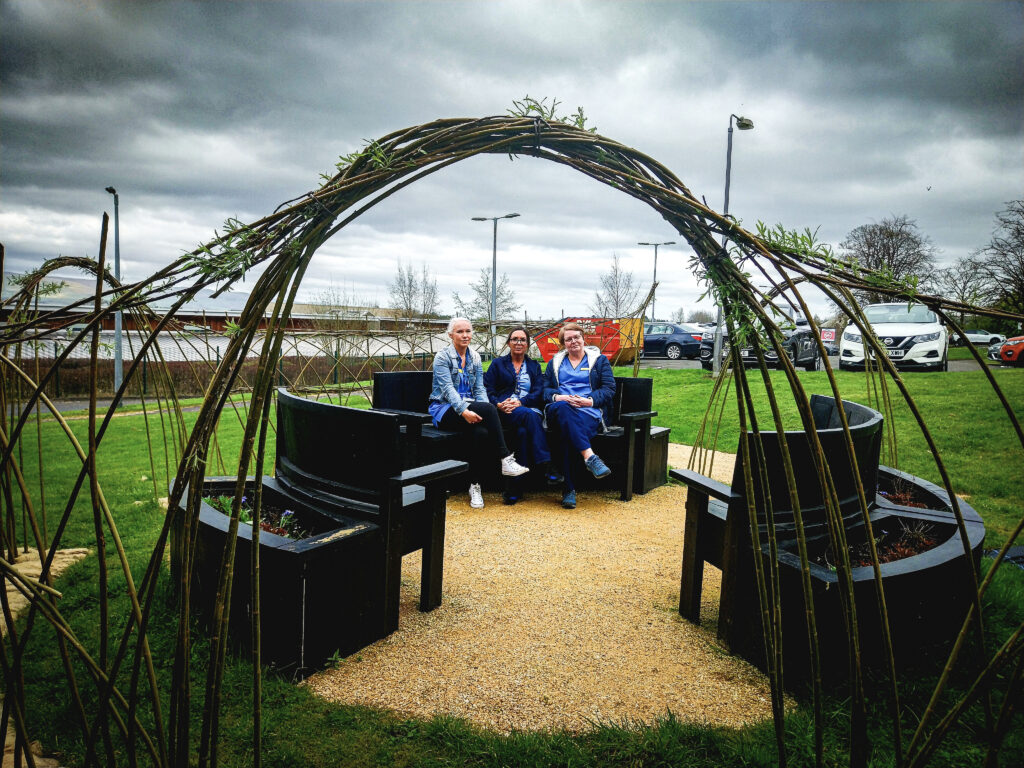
{"left": 502, "top": 213, "right": 520, "bottom": 219}
{"left": 734, "top": 116, "right": 754, "bottom": 130}
{"left": 471, "top": 217, "right": 488, "bottom": 221}
{"left": 105, "top": 186, "right": 117, "bottom": 195}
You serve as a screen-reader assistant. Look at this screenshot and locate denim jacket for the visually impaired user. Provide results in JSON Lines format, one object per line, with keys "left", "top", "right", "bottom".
{"left": 429, "top": 344, "right": 487, "bottom": 416}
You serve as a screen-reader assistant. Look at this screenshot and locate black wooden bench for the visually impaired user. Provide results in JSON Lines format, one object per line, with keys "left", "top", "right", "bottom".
{"left": 273, "top": 388, "right": 468, "bottom": 634}
{"left": 372, "top": 370, "right": 670, "bottom": 501}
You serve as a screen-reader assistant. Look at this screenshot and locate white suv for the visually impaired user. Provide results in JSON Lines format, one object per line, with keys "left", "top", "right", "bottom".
{"left": 839, "top": 303, "right": 948, "bottom": 372}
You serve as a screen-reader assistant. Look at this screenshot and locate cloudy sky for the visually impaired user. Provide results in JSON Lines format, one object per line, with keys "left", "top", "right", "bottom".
{"left": 2, "top": 0, "right": 1021, "bottom": 321}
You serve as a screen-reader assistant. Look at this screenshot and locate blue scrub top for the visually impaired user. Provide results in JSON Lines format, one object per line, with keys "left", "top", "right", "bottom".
{"left": 557, "top": 356, "right": 601, "bottom": 421}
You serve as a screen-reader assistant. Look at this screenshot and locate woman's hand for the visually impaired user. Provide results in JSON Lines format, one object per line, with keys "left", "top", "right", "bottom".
{"left": 497, "top": 397, "right": 518, "bottom": 413}
{"left": 461, "top": 409, "right": 483, "bottom": 424}
{"left": 557, "top": 394, "right": 593, "bottom": 408}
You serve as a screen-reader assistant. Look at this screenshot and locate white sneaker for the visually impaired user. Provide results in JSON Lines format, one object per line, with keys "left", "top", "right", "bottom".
{"left": 468, "top": 483, "right": 484, "bottom": 509}
{"left": 500, "top": 453, "right": 530, "bottom": 477}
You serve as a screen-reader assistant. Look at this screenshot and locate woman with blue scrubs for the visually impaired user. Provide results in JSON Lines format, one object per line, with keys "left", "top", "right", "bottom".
{"left": 429, "top": 317, "right": 529, "bottom": 509}
{"left": 543, "top": 322, "right": 615, "bottom": 509}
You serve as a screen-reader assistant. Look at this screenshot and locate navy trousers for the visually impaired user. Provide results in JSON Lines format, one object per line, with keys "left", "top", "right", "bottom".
{"left": 499, "top": 406, "right": 551, "bottom": 467}
{"left": 546, "top": 400, "right": 601, "bottom": 491}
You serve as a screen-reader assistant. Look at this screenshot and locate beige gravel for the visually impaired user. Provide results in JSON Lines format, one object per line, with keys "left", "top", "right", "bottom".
{"left": 306, "top": 445, "right": 781, "bottom": 733}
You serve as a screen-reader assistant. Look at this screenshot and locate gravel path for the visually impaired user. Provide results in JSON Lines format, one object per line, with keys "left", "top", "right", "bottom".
{"left": 306, "top": 446, "right": 782, "bottom": 733}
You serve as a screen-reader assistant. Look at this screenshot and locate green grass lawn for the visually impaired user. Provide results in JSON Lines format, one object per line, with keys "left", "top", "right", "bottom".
{"left": 9, "top": 368, "right": 1024, "bottom": 767}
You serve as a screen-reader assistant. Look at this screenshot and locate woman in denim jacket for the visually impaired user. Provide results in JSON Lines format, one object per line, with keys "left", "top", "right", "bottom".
{"left": 429, "top": 317, "right": 528, "bottom": 509}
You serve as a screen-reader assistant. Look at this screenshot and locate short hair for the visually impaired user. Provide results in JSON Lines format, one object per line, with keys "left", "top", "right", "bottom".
{"left": 558, "top": 322, "right": 584, "bottom": 346}
{"left": 446, "top": 316, "right": 472, "bottom": 334}
{"left": 506, "top": 326, "right": 530, "bottom": 345}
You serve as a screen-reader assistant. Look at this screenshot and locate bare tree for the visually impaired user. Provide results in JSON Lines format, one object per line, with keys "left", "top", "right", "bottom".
{"left": 687, "top": 308, "right": 715, "bottom": 324}
{"left": 934, "top": 256, "right": 987, "bottom": 324}
{"left": 589, "top": 253, "right": 641, "bottom": 317}
{"left": 419, "top": 262, "right": 440, "bottom": 317}
{"left": 840, "top": 214, "right": 938, "bottom": 305}
{"left": 670, "top": 307, "right": 686, "bottom": 323}
{"left": 451, "top": 267, "right": 520, "bottom": 322}
{"left": 308, "top": 280, "right": 378, "bottom": 329}
{"left": 388, "top": 261, "right": 419, "bottom": 318}
{"left": 970, "top": 200, "right": 1024, "bottom": 317}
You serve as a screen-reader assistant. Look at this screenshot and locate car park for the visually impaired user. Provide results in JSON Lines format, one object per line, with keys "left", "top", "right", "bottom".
{"left": 699, "top": 318, "right": 822, "bottom": 371}
{"left": 999, "top": 335, "right": 1024, "bottom": 366}
{"left": 839, "top": 302, "right": 948, "bottom": 372}
{"left": 642, "top": 322, "right": 701, "bottom": 360}
{"left": 953, "top": 329, "right": 1006, "bottom": 346}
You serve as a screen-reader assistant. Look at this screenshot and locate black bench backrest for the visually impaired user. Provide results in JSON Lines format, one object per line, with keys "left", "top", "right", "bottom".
{"left": 611, "top": 376, "right": 652, "bottom": 423}
{"left": 733, "top": 393, "right": 883, "bottom": 533}
{"left": 276, "top": 388, "right": 402, "bottom": 506}
{"left": 373, "top": 370, "right": 433, "bottom": 412}
{"left": 373, "top": 369, "right": 653, "bottom": 423}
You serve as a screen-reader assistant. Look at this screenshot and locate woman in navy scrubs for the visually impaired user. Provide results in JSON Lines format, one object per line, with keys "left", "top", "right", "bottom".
{"left": 429, "top": 317, "right": 528, "bottom": 509}
{"left": 484, "top": 327, "right": 561, "bottom": 504}
{"left": 543, "top": 322, "right": 615, "bottom": 509}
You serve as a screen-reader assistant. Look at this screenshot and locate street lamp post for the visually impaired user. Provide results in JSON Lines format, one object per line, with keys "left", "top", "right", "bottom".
{"left": 471, "top": 212, "right": 520, "bottom": 356}
{"left": 104, "top": 186, "right": 123, "bottom": 392}
{"left": 712, "top": 114, "right": 754, "bottom": 376}
{"left": 637, "top": 240, "right": 675, "bottom": 321}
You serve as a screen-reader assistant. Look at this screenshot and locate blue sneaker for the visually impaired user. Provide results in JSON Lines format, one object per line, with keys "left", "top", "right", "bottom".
{"left": 585, "top": 454, "right": 611, "bottom": 479}
{"left": 561, "top": 489, "right": 577, "bottom": 509}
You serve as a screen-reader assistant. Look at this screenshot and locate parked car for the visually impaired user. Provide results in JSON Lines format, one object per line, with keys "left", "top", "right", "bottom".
{"left": 838, "top": 302, "right": 948, "bottom": 372}
{"left": 699, "top": 319, "right": 822, "bottom": 371}
{"left": 988, "top": 340, "right": 1005, "bottom": 361}
{"left": 642, "top": 322, "right": 701, "bottom": 360}
{"left": 953, "top": 329, "right": 1006, "bottom": 346}
{"left": 999, "top": 335, "right": 1024, "bottom": 366}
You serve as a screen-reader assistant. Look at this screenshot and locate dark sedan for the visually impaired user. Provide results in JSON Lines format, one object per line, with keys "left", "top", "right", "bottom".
{"left": 700, "top": 319, "right": 822, "bottom": 371}
{"left": 642, "top": 322, "right": 702, "bottom": 360}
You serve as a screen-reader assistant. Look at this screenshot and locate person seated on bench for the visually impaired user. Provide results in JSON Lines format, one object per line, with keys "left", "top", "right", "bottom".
{"left": 429, "top": 317, "right": 529, "bottom": 509}
{"left": 483, "top": 326, "right": 563, "bottom": 505}
{"left": 543, "top": 322, "right": 615, "bottom": 510}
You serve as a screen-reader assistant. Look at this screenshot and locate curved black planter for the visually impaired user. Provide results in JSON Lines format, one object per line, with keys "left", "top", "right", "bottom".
{"left": 178, "top": 477, "right": 386, "bottom": 677}
{"left": 751, "top": 467, "right": 986, "bottom": 681}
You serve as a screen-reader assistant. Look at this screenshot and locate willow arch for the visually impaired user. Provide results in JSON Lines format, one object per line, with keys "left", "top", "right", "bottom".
{"left": 2, "top": 110, "right": 1022, "bottom": 767}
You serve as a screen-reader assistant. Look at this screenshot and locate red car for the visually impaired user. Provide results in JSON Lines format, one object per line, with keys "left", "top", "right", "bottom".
{"left": 1000, "top": 335, "right": 1024, "bottom": 365}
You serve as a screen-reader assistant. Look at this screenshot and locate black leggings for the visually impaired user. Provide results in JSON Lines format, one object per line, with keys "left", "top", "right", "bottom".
{"left": 437, "top": 401, "right": 510, "bottom": 484}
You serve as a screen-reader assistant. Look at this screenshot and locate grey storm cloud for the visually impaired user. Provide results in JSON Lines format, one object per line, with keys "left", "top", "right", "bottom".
{"left": 2, "top": 0, "right": 1021, "bottom": 319}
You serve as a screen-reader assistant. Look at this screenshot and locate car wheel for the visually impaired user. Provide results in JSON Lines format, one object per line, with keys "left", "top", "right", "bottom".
{"left": 804, "top": 350, "right": 822, "bottom": 372}
{"left": 666, "top": 343, "right": 682, "bottom": 360}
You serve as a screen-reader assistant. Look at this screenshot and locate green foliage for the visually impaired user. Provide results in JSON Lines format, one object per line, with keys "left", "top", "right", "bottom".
{"left": 185, "top": 217, "right": 261, "bottom": 289}
{"left": 508, "top": 95, "right": 598, "bottom": 133}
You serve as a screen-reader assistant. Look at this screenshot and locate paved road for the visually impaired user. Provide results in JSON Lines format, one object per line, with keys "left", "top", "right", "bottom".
{"left": 637, "top": 355, "right": 997, "bottom": 372}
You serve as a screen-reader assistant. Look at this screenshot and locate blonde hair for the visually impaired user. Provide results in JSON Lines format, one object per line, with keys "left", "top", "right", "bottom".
{"left": 558, "top": 322, "right": 584, "bottom": 346}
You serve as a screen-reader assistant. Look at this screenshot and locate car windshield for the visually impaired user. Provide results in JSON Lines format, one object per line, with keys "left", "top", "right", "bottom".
{"left": 863, "top": 304, "right": 937, "bottom": 324}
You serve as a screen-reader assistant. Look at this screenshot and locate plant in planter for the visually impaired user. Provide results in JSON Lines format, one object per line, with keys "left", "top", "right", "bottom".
{"left": 203, "top": 493, "right": 310, "bottom": 539}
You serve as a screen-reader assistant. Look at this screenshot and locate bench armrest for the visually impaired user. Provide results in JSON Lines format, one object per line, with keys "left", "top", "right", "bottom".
{"left": 619, "top": 409, "right": 657, "bottom": 423}
{"left": 394, "top": 459, "right": 468, "bottom": 487}
{"left": 669, "top": 467, "right": 735, "bottom": 502}
{"left": 374, "top": 407, "right": 431, "bottom": 423}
